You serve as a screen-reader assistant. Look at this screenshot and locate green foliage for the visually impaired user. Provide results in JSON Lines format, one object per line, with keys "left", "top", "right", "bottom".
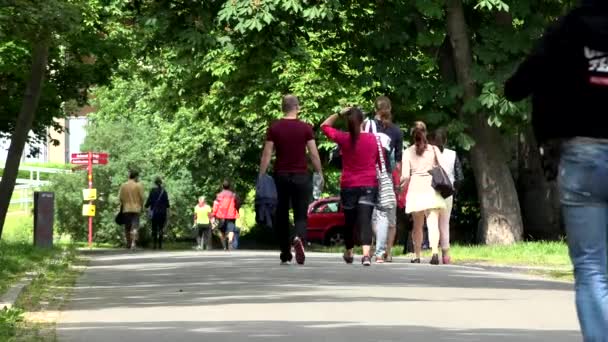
{"left": 475, "top": 0, "right": 510, "bottom": 12}
{"left": 46, "top": 173, "right": 86, "bottom": 241}
{"left": 13, "top": 0, "right": 576, "bottom": 244}
{"left": 0, "top": 307, "right": 24, "bottom": 340}
{"left": 0, "top": 0, "right": 129, "bottom": 150}
{"left": 1, "top": 214, "right": 32, "bottom": 243}
{"left": 0, "top": 241, "right": 62, "bottom": 294}
{"left": 48, "top": 78, "right": 207, "bottom": 245}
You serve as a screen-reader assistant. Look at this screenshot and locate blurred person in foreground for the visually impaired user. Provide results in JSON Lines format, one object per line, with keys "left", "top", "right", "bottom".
{"left": 505, "top": 1, "right": 608, "bottom": 339}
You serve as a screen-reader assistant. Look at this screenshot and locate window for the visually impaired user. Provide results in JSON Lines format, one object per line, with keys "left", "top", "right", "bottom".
{"left": 313, "top": 201, "right": 339, "bottom": 214}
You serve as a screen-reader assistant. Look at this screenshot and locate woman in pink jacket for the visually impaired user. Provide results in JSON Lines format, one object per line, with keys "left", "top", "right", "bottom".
{"left": 322, "top": 107, "right": 380, "bottom": 266}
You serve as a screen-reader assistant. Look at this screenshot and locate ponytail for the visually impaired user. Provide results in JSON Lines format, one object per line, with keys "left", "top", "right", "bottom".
{"left": 346, "top": 107, "right": 364, "bottom": 146}
{"left": 412, "top": 121, "right": 428, "bottom": 156}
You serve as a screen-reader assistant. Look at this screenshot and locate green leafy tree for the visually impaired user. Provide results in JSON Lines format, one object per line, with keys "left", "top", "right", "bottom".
{"left": 0, "top": 0, "right": 129, "bottom": 238}
{"left": 47, "top": 78, "right": 199, "bottom": 245}
{"left": 81, "top": 0, "right": 575, "bottom": 245}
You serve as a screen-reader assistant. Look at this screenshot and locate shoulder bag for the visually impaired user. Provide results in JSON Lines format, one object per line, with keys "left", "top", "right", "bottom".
{"left": 429, "top": 146, "right": 455, "bottom": 199}
{"left": 375, "top": 136, "right": 396, "bottom": 210}
{"left": 148, "top": 188, "right": 165, "bottom": 219}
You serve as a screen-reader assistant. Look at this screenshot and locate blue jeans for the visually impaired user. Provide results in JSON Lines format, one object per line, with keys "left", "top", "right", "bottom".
{"left": 559, "top": 141, "right": 608, "bottom": 342}
{"left": 373, "top": 209, "right": 389, "bottom": 257}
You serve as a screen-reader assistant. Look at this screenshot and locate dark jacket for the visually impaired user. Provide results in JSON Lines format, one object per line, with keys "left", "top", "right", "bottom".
{"left": 505, "top": 2, "right": 608, "bottom": 143}
{"left": 364, "top": 118, "right": 404, "bottom": 172}
{"left": 145, "top": 186, "right": 170, "bottom": 220}
{"left": 255, "top": 174, "right": 277, "bottom": 228}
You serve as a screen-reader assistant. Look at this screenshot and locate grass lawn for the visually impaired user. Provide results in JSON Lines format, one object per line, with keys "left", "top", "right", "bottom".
{"left": 309, "top": 241, "right": 573, "bottom": 280}
{"left": 2, "top": 212, "right": 84, "bottom": 341}
{"left": 0, "top": 246, "right": 83, "bottom": 341}
{"left": 311, "top": 241, "right": 571, "bottom": 267}
{"left": 446, "top": 241, "right": 571, "bottom": 267}
{"left": 1, "top": 213, "right": 62, "bottom": 295}
{"left": 3, "top": 214, "right": 34, "bottom": 243}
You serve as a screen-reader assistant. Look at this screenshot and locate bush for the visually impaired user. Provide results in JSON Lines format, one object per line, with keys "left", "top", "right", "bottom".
{"left": 0, "top": 307, "right": 24, "bottom": 340}
{"left": 46, "top": 115, "right": 199, "bottom": 246}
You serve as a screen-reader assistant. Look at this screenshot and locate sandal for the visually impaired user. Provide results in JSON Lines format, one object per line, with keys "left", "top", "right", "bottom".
{"left": 375, "top": 255, "right": 385, "bottom": 264}
{"left": 384, "top": 254, "right": 393, "bottom": 263}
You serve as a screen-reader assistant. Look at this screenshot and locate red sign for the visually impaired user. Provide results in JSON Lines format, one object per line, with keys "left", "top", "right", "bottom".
{"left": 70, "top": 158, "right": 108, "bottom": 165}
{"left": 71, "top": 152, "right": 109, "bottom": 159}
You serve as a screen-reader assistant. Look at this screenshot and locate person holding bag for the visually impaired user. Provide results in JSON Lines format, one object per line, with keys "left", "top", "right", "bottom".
{"left": 429, "top": 128, "right": 462, "bottom": 264}
{"left": 145, "top": 177, "right": 170, "bottom": 250}
{"left": 321, "top": 107, "right": 379, "bottom": 266}
{"left": 401, "top": 121, "right": 446, "bottom": 265}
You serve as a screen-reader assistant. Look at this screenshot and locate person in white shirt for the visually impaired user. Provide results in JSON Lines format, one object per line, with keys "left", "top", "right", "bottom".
{"left": 429, "top": 128, "right": 464, "bottom": 264}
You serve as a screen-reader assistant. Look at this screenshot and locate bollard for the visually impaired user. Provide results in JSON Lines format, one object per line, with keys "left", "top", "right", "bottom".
{"left": 33, "top": 191, "right": 54, "bottom": 248}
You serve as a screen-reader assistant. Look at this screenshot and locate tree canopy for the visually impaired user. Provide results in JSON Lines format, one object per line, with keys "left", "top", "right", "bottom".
{"left": 1, "top": 0, "right": 577, "bottom": 243}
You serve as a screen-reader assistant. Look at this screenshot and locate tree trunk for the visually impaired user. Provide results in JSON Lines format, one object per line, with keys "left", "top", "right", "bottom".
{"left": 0, "top": 39, "right": 50, "bottom": 239}
{"left": 517, "top": 126, "right": 562, "bottom": 240}
{"left": 446, "top": 0, "right": 523, "bottom": 244}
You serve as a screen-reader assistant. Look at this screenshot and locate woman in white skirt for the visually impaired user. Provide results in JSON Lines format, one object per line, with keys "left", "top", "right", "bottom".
{"left": 401, "top": 121, "right": 446, "bottom": 265}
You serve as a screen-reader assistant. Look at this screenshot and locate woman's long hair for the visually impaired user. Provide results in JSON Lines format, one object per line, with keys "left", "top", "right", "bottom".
{"left": 412, "top": 121, "right": 428, "bottom": 156}
{"left": 346, "top": 107, "right": 364, "bottom": 146}
{"left": 375, "top": 96, "right": 392, "bottom": 128}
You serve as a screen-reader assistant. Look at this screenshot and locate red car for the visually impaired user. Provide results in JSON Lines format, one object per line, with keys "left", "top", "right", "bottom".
{"left": 306, "top": 197, "right": 346, "bottom": 246}
{"left": 306, "top": 172, "right": 406, "bottom": 246}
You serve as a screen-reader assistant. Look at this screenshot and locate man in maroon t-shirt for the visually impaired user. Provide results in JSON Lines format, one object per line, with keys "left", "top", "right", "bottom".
{"left": 259, "top": 94, "right": 323, "bottom": 265}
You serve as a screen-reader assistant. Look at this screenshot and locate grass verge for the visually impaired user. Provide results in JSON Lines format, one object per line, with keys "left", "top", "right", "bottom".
{"left": 0, "top": 242, "right": 62, "bottom": 295}
{"left": 309, "top": 241, "right": 573, "bottom": 280}
{"left": 0, "top": 245, "right": 84, "bottom": 341}
{"left": 310, "top": 241, "right": 570, "bottom": 266}
{"left": 2, "top": 214, "right": 34, "bottom": 244}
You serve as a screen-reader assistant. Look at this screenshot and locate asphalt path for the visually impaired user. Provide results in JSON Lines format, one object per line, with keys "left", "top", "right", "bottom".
{"left": 57, "top": 250, "right": 580, "bottom": 342}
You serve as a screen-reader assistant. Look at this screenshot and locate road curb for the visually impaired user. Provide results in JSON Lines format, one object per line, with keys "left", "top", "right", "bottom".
{"left": 0, "top": 272, "right": 35, "bottom": 310}
{"left": 0, "top": 250, "right": 72, "bottom": 310}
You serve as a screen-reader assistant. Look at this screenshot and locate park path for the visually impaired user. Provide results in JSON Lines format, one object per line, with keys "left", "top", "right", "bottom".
{"left": 57, "top": 250, "right": 580, "bottom": 342}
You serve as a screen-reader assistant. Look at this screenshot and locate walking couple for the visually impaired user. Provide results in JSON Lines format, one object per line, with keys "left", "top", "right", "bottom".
{"left": 258, "top": 94, "right": 406, "bottom": 266}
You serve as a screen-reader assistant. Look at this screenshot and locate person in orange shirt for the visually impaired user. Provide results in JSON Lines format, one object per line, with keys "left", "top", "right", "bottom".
{"left": 212, "top": 180, "right": 240, "bottom": 251}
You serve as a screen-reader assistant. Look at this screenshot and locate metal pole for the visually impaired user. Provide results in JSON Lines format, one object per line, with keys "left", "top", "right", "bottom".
{"left": 88, "top": 152, "right": 93, "bottom": 249}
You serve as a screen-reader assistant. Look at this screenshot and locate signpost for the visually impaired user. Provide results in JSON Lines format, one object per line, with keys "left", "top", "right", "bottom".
{"left": 70, "top": 152, "right": 109, "bottom": 248}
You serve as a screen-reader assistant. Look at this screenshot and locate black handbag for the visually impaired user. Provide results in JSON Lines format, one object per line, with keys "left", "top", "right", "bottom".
{"left": 429, "top": 146, "right": 455, "bottom": 199}
{"left": 115, "top": 206, "right": 125, "bottom": 225}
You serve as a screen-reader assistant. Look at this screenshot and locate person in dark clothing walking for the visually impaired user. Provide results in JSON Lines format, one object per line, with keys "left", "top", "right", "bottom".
{"left": 505, "top": 2, "right": 608, "bottom": 339}
{"left": 145, "top": 177, "right": 170, "bottom": 250}
{"left": 259, "top": 94, "right": 324, "bottom": 265}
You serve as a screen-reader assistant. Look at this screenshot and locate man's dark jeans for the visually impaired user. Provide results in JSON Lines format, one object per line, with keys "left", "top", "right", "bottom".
{"left": 559, "top": 139, "right": 608, "bottom": 341}
{"left": 274, "top": 173, "right": 311, "bottom": 262}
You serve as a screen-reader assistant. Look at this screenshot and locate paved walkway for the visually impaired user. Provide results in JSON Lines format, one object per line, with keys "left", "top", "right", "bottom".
{"left": 57, "top": 250, "right": 580, "bottom": 341}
